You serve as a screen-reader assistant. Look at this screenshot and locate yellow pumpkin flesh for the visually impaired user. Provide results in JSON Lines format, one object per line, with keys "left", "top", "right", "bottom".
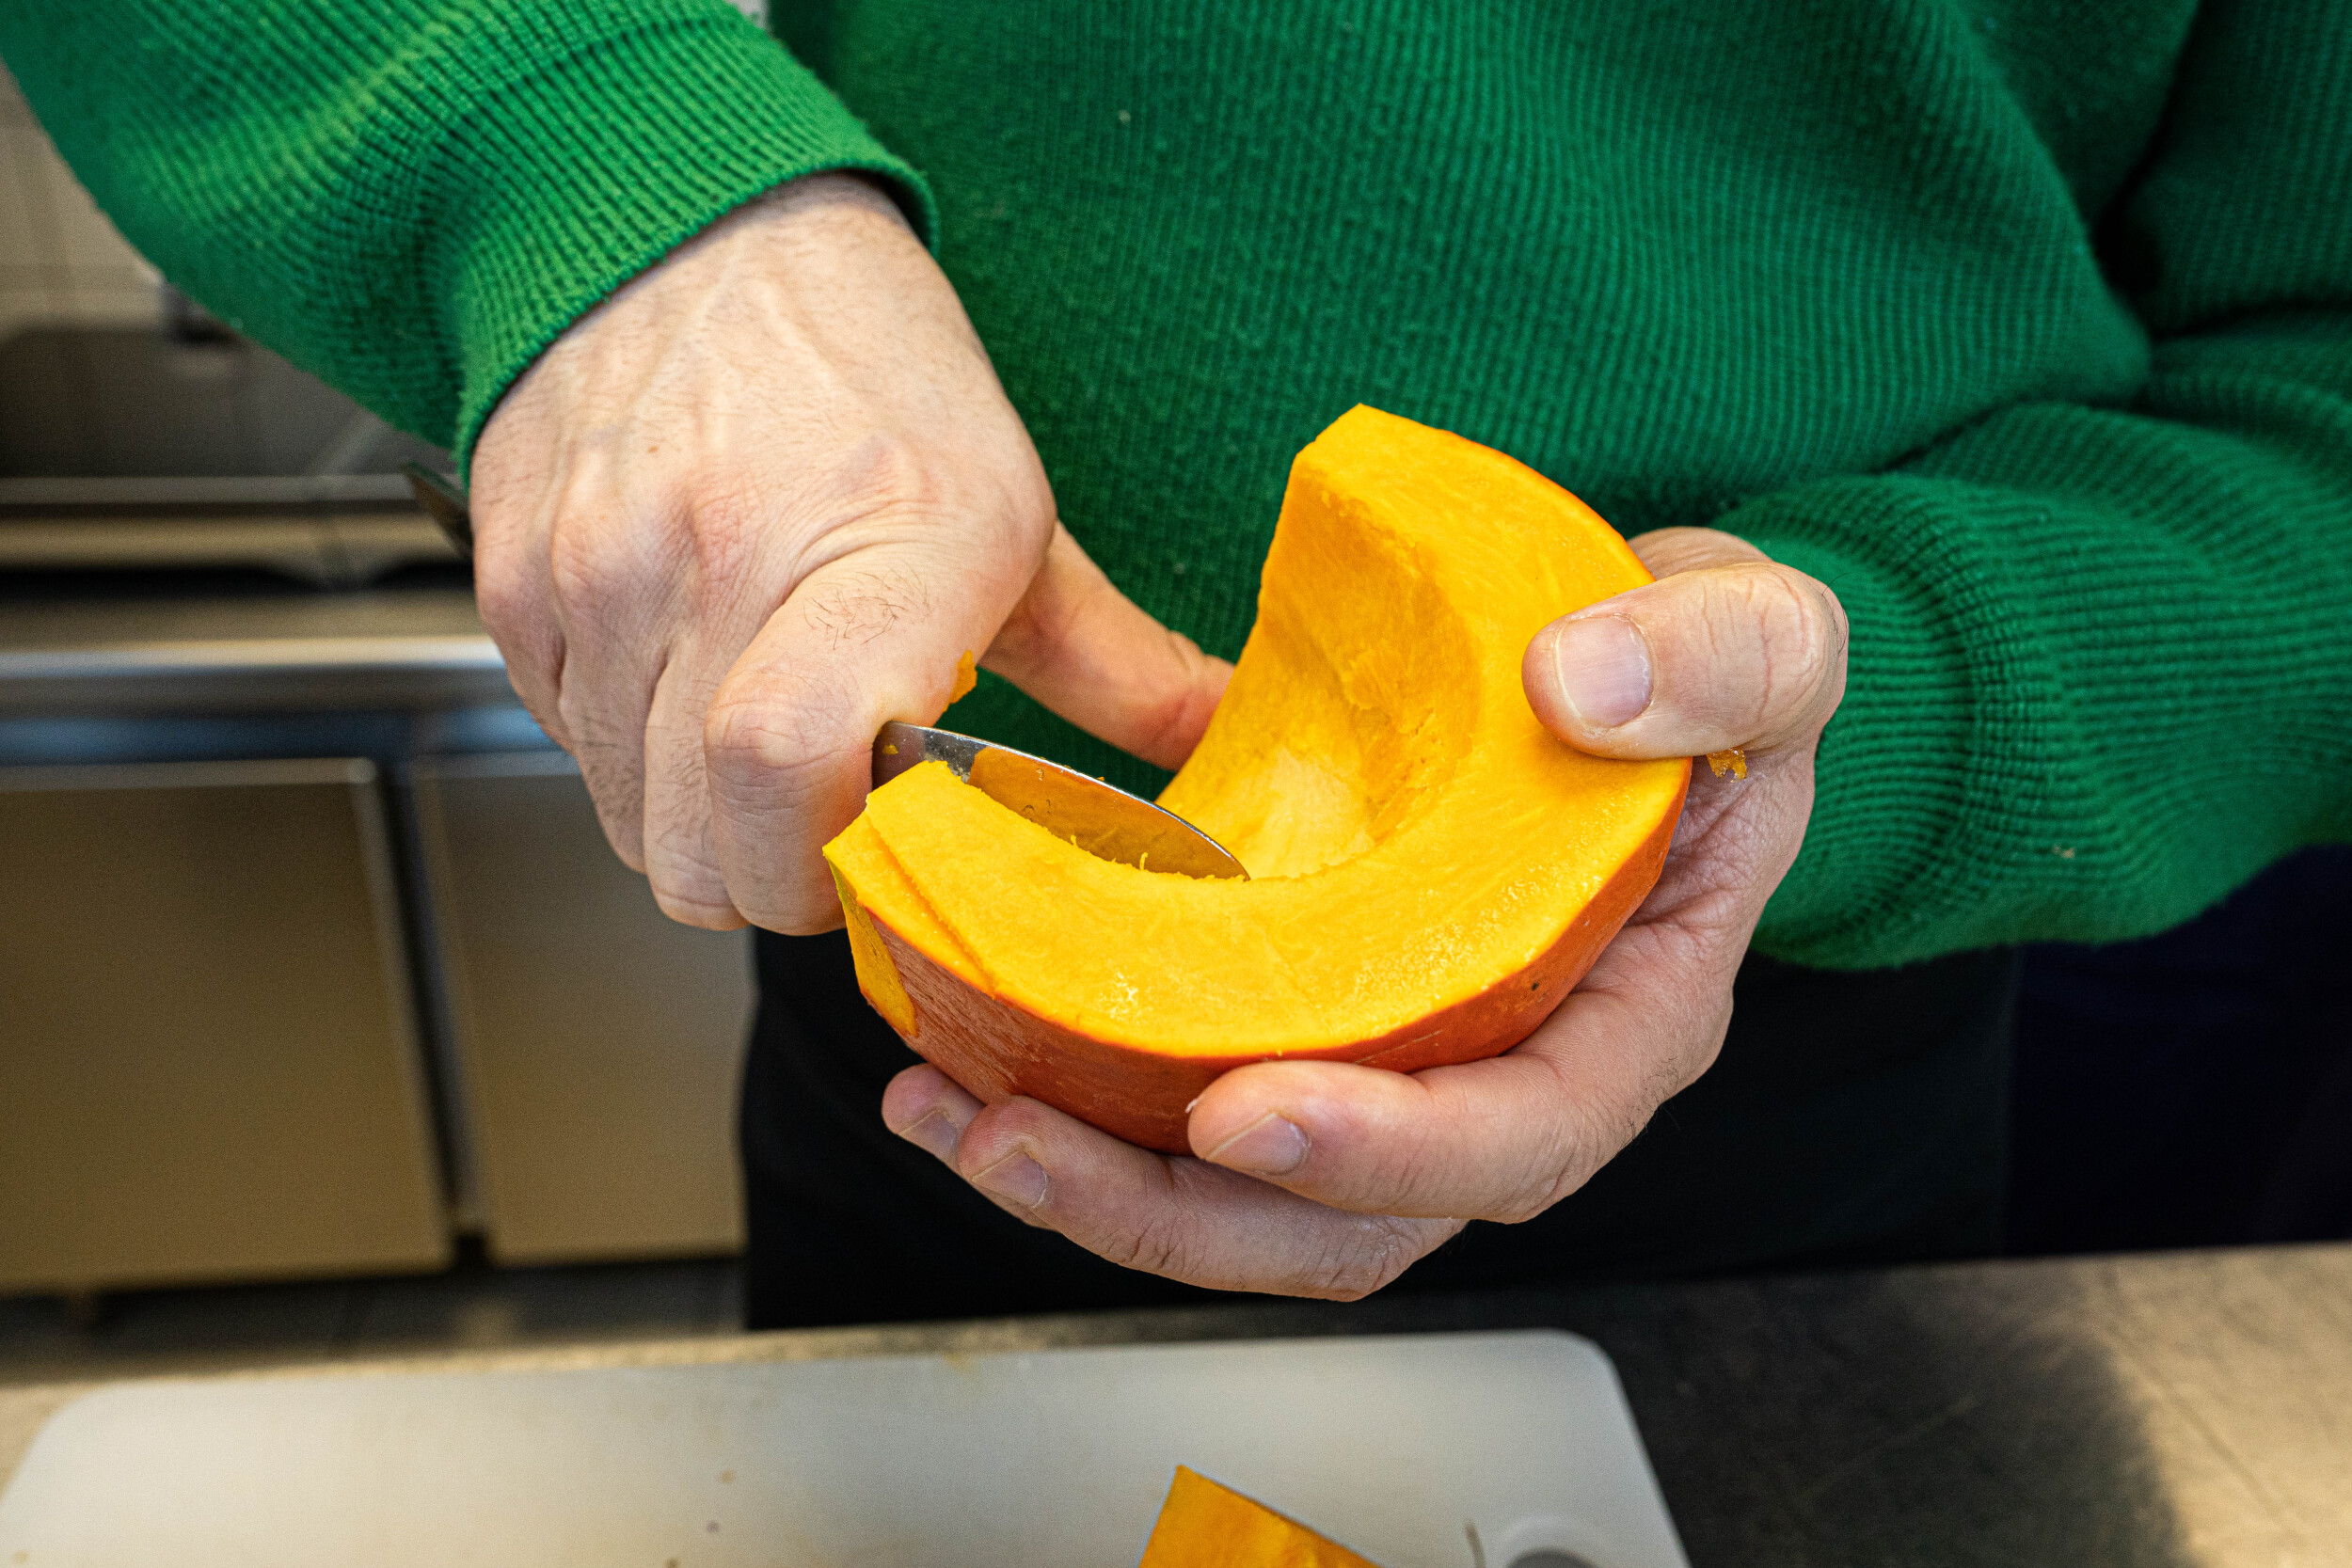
{"left": 823, "top": 405, "right": 1689, "bottom": 1151}
{"left": 1136, "top": 1466, "right": 1383, "bottom": 1568}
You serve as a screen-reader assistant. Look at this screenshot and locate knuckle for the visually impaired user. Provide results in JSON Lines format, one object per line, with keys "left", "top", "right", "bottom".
{"left": 767, "top": 904, "right": 847, "bottom": 938}
{"left": 985, "top": 1099, "right": 1058, "bottom": 1151}
{"left": 640, "top": 813, "right": 718, "bottom": 891}
{"left": 702, "top": 688, "right": 844, "bottom": 802}
{"left": 1382, "top": 1132, "right": 1474, "bottom": 1218}
{"left": 798, "top": 433, "right": 1051, "bottom": 571}
{"left": 1488, "top": 1169, "right": 1572, "bottom": 1227}
{"left": 546, "top": 516, "right": 632, "bottom": 624}
{"left": 1069, "top": 1159, "right": 1232, "bottom": 1290}
{"left": 547, "top": 483, "right": 698, "bottom": 624}
{"left": 696, "top": 698, "right": 864, "bottom": 933}
{"left": 952, "top": 1104, "right": 1045, "bottom": 1186}
{"left": 1681, "top": 563, "right": 1838, "bottom": 739}
{"left": 680, "top": 474, "right": 770, "bottom": 585}
{"left": 1299, "top": 1217, "right": 1429, "bottom": 1300}
{"left": 578, "top": 778, "right": 646, "bottom": 872}
{"left": 471, "top": 574, "right": 564, "bottom": 722}
{"left": 1380, "top": 1082, "right": 1571, "bottom": 1226}
{"left": 1099, "top": 1210, "right": 1199, "bottom": 1281}
{"left": 470, "top": 549, "right": 534, "bottom": 645}
{"left": 1738, "top": 573, "right": 1807, "bottom": 715}
{"left": 1518, "top": 1097, "right": 1653, "bottom": 1220}
{"left": 1756, "top": 565, "right": 1840, "bottom": 687}
{"left": 772, "top": 439, "right": 961, "bottom": 567}
{"left": 650, "top": 886, "right": 743, "bottom": 930}
{"left": 735, "top": 853, "right": 851, "bottom": 936}
{"left": 1473, "top": 1069, "right": 1629, "bottom": 1226}
{"left": 832, "top": 433, "right": 942, "bottom": 520}
{"left": 1486, "top": 1140, "right": 1585, "bottom": 1226}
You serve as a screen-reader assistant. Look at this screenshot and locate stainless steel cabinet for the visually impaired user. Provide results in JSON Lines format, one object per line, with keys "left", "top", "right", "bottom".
{"left": 0, "top": 759, "right": 449, "bottom": 1292}
{"left": 412, "top": 752, "right": 749, "bottom": 1264}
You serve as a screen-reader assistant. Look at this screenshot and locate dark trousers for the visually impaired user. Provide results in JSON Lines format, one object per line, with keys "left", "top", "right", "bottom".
{"left": 740, "top": 931, "right": 2020, "bottom": 1330}
{"left": 2007, "top": 845, "right": 2352, "bottom": 1252}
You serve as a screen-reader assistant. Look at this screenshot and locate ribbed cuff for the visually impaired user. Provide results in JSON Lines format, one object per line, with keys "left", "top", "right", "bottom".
{"left": 1719, "top": 479, "right": 1994, "bottom": 971}
{"left": 425, "top": 8, "right": 935, "bottom": 466}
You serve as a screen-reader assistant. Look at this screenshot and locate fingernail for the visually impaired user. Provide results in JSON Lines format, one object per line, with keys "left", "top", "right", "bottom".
{"left": 1204, "top": 1113, "right": 1309, "bottom": 1177}
{"left": 894, "top": 1107, "right": 963, "bottom": 1163}
{"left": 973, "top": 1152, "right": 1049, "bottom": 1209}
{"left": 1551, "top": 615, "right": 1652, "bottom": 730}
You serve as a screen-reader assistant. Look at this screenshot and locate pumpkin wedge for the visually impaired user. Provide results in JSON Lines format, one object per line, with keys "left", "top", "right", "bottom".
{"left": 1136, "top": 1466, "right": 1382, "bottom": 1568}
{"left": 824, "top": 405, "right": 1689, "bottom": 1152}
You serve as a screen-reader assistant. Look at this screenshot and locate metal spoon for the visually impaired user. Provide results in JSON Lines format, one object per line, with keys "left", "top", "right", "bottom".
{"left": 404, "top": 466, "right": 1248, "bottom": 880}
{"left": 873, "top": 723, "right": 1247, "bottom": 879}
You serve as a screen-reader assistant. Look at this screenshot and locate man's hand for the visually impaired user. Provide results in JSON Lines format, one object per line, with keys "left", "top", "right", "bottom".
{"left": 880, "top": 528, "right": 1847, "bottom": 1297}
{"left": 470, "top": 173, "right": 1229, "bottom": 933}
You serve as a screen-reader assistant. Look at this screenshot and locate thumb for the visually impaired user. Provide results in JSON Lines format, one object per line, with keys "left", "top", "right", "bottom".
{"left": 1521, "top": 527, "right": 1847, "bottom": 761}
{"left": 982, "top": 522, "right": 1232, "bottom": 769}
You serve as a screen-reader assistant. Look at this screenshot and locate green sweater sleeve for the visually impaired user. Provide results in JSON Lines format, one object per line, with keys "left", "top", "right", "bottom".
{"left": 0, "top": 0, "right": 932, "bottom": 463}
{"left": 1739, "top": 3, "right": 2352, "bottom": 969}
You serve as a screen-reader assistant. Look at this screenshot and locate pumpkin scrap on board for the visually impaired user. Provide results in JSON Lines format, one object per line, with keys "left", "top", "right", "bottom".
{"left": 1136, "top": 1466, "right": 1386, "bottom": 1568}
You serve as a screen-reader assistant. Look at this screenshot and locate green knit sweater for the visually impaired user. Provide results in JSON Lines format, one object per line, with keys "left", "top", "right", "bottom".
{"left": 5, "top": 1, "right": 2347, "bottom": 969}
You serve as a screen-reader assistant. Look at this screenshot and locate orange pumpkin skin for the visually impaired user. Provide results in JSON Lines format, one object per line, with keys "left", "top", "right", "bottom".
{"left": 861, "top": 787, "right": 1678, "bottom": 1153}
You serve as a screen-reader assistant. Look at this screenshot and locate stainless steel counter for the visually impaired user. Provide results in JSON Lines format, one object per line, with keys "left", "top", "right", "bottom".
{"left": 0, "top": 580, "right": 753, "bottom": 1281}
{"left": 0, "top": 584, "right": 506, "bottom": 712}
{"left": 4, "top": 1244, "right": 2346, "bottom": 1565}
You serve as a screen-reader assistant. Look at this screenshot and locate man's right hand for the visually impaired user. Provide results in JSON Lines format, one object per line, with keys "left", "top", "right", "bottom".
{"left": 469, "top": 173, "right": 1231, "bottom": 933}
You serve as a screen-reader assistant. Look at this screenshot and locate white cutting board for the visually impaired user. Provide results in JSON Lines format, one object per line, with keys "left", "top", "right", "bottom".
{"left": 0, "top": 1330, "right": 1686, "bottom": 1568}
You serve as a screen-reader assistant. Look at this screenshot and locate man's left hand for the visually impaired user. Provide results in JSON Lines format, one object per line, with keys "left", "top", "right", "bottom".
{"left": 879, "top": 527, "right": 1847, "bottom": 1297}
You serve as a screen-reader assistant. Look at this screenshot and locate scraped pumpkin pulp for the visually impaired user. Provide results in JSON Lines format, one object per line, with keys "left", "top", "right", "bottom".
{"left": 824, "top": 405, "right": 1689, "bottom": 1151}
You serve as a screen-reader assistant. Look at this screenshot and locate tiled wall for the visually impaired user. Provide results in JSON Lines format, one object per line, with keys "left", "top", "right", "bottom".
{"left": 0, "top": 58, "right": 163, "bottom": 344}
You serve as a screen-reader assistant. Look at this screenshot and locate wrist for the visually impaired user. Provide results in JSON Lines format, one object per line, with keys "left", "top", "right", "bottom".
{"left": 476, "top": 167, "right": 926, "bottom": 474}
{"left": 746, "top": 168, "right": 915, "bottom": 231}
